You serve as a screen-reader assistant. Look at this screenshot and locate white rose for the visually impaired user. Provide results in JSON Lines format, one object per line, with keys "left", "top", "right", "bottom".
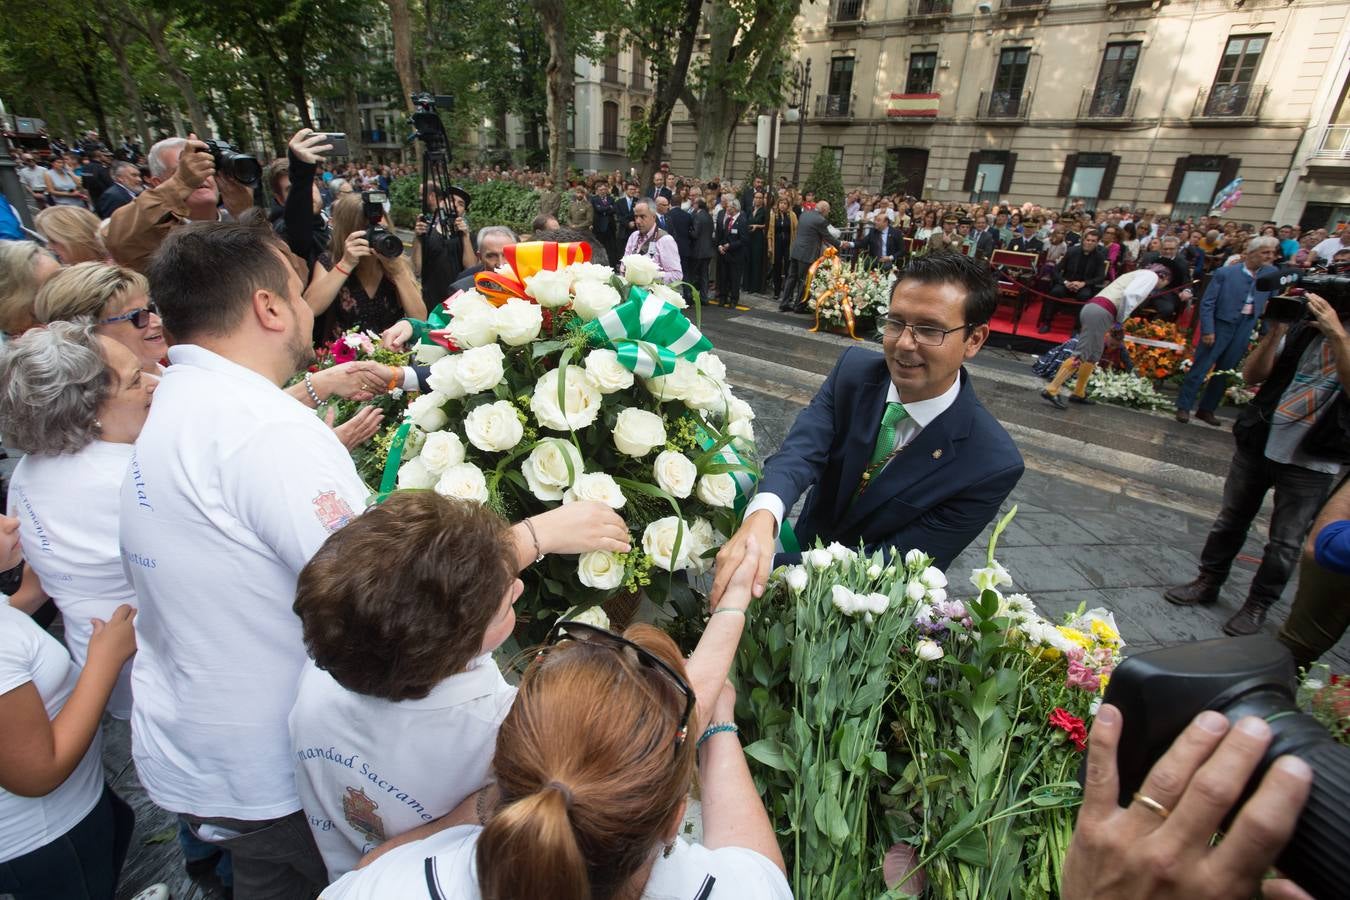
{"left": 524, "top": 269, "right": 574, "bottom": 308}
{"left": 695, "top": 472, "right": 736, "bottom": 508}
{"left": 916, "top": 639, "right": 945, "bottom": 662}
{"left": 447, "top": 292, "right": 494, "bottom": 319}
{"left": 396, "top": 457, "right": 437, "bottom": 489}
{"left": 425, "top": 355, "right": 467, "bottom": 398}
{"left": 567, "top": 604, "right": 612, "bottom": 629}
{"left": 831, "top": 585, "right": 862, "bottom": 616}
{"left": 862, "top": 592, "right": 890, "bottom": 615}
{"left": 726, "top": 418, "right": 755, "bottom": 446}
{"left": 567, "top": 261, "right": 615, "bottom": 283}
{"left": 649, "top": 282, "right": 687, "bottom": 309}
{"left": 418, "top": 430, "right": 466, "bottom": 475}
{"left": 926, "top": 587, "right": 947, "bottom": 605}
{"left": 454, "top": 344, "right": 507, "bottom": 394}
{"left": 904, "top": 549, "right": 929, "bottom": 568}
{"left": 904, "top": 580, "right": 927, "bottom": 602}
{"left": 563, "top": 472, "right": 626, "bottom": 509}
{"left": 531, "top": 368, "right": 603, "bottom": 431}
{"left": 570, "top": 281, "right": 622, "bottom": 321}
{"left": 726, "top": 395, "right": 755, "bottom": 423}
{"left": 652, "top": 450, "right": 697, "bottom": 499}
{"left": 642, "top": 516, "right": 691, "bottom": 571}
{"left": 434, "top": 462, "right": 489, "bottom": 504}
{"left": 577, "top": 551, "right": 626, "bottom": 590}
{"left": 612, "top": 408, "right": 667, "bottom": 457}
{"left": 806, "top": 548, "right": 834, "bottom": 571}
{"left": 644, "top": 358, "right": 699, "bottom": 403}
{"left": 694, "top": 352, "right": 727, "bottom": 382}
{"left": 867, "top": 564, "right": 883, "bottom": 579}
{"left": 448, "top": 306, "right": 499, "bottom": 348}
{"left": 584, "top": 349, "right": 635, "bottom": 394}
{"left": 494, "top": 299, "right": 543, "bottom": 346}
{"left": 826, "top": 541, "right": 855, "bottom": 563}
{"left": 522, "top": 439, "right": 583, "bottom": 501}
{"left": 683, "top": 373, "right": 728, "bottom": 414}
{"left": 920, "top": 566, "right": 948, "bottom": 589}
{"left": 621, "top": 253, "right": 661, "bottom": 286}
{"left": 414, "top": 342, "right": 448, "bottom": 365}
{"left": 785, "top": 565, "right": 809, "bottom": 593}
{"left": 407, "top": 392, "right": 449, "bottom": 432}
{"left": 464, "top": 400, "right": 524, "bottom": 452}
{"left": 684, "top": 517, "right": 719, "bottom": 574}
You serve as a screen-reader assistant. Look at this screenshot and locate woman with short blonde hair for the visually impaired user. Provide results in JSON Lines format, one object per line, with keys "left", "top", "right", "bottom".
{"left": 34, "top": 262, "right": 165, "bottom": 374}
{"left": 35, "top": 205, "right": 108, "bottom": 264}
{"left": 0, "top": 241, "right": 62, "bottom": 337}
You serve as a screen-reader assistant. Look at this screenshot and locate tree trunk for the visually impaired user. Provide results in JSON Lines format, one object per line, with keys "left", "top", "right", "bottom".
{"left": 384, "top": 0, "right": 418, "bottom": 113}
{"left": 73, "top": 25, "right": 112, "bottom": 145}
{"left": 255, "top": 68, "right": 286, "bottom": 157}
{"left": 140, "top": 16, "right": 210, "bottom": 135}
{"left": 286, "top": 68, "right": 313, "bottom": 129}
{"left": 343, "top": 75, "right": 365, "bottom": 161}
{"left": 534, "top": 0, "right": 570, "bottom": 185}
{"left": 637, "top": 0, "right": 702, "bottom": 189}
{"left": 103, "top": 21, "right": 151, "bottom": 150}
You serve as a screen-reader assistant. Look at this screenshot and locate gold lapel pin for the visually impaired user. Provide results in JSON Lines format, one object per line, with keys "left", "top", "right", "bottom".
{"left": 932, "top": 449, "right": 943, "bottom": 460}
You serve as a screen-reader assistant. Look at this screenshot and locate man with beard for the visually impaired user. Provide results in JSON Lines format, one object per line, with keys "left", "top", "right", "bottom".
{"left": 119, "top": 222, "right": 366, "bottom": 898}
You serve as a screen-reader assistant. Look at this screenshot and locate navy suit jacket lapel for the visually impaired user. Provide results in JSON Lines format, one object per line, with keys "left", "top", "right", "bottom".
{"left": 830, "top": 363, "right": 892, "bottom": 527}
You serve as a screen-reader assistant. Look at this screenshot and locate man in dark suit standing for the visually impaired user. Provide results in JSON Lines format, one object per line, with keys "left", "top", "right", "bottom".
{"left": 778, "top": 200, "right": 849, "bottom": 313}
{"left": 662, "top": 195, "right": 696, "bottom": 303}
{"left": 712, "top": 252, "right": 1024, "bottom": 601}
{"left": 96, "top": 161, "right": 144, "bottom": 219}
{"left": 590, "top": 180, "right": 619, "bottom": 266}
{"left": 688, "top": 198, "right": 716, "bottom": 305}
{"left": 616, "top": 182, "right": 641, "bottom": 245}
{"left": 715, "top": 198, "right": 746, "bottom": 308}
{"left": 1038, "top": 228, "right": 1106, "bottom": 332}
{"left": 862, "top": 210, "right": 902, "bottom": 270}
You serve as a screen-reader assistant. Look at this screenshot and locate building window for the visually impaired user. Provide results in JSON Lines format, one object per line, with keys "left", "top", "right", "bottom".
{"left": 835, "top": 0, "right": 864, "bottom": 21}
{"left": 631, "top": 46, "right": 645, "bottom": 90}
{"left": 962, "top": 150, "right": 1017, "bottom": 202}
{"left": 823, "top": 145, "right": 844, "bottom": 172}
{"left": 1091, "top": 43, "right": 1139, "bottom": 117}
{"left": 603, "top": 52, "right": 621, "bottom": 84}
{"left": 824, "top": 57, "right": 855, "bottom": 117}
{"left": 989, "top": 48, "right": 1031, "bottom": 117}
{"left": 1207, "top": 34, "right": 1267, "bottom": 116}
{"left": 1165, "top": 155, "right": 1241, "bottom": 221}
{"left": 1058, "top": 153, "right": 1120, "bottom": 206}
{"left": 906, "top": 52, "right": 937, "bottom": 94}
{"left": 601, "top": 101, "right": 619, "bottom": 151}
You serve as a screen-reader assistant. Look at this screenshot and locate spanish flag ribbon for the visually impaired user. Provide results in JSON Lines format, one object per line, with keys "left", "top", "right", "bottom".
{"left": 580, "top": 286, "right": 712, "bottom": 378}
{"left": 474, "top": 241, "right": 592, "bottom": 306}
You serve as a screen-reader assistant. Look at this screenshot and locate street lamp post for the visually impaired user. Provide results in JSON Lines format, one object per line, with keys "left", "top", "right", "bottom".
{"left": 790, "top": 59, "right": 812, "bottom": 187}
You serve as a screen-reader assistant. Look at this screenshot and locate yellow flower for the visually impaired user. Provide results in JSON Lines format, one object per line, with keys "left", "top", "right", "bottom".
{"left": 1099, "top": 672, "right": 1111, "bottom": 693}
{"left": 1089, "top": 619, "right": 1121, "bottom": 646}
{"left": 1056, "top": 626, "right": 1093, "bottom": 650}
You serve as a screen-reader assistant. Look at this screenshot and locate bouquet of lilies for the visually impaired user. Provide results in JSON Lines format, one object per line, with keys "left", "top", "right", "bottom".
{"left": 387, "top": 242, "right": 758, "bottom": 638}
{"left": 737, "top": 510, "right": 1124, "bottom": 898}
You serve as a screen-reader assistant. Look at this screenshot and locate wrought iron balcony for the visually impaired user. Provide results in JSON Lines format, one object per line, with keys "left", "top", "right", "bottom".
{"left": 908, "top": 0, "right": 952, "bottom": 17}
{"left": 1078, "top": 86, "right": 1139, "bottom": 120}
{"left": 814, "top": 92, "right": 857, "bottom": 119}
{"left": 977, "top": 89, "right": 1031, "bottom": 121}
{"left": 1191, "top": 83, "right": 1267, "bottom": 121}
{"left": 830, "top": 0, "right": 865, "bottom": 23}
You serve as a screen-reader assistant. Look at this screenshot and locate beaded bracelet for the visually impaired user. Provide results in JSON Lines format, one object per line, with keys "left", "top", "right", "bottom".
{"left": 697, "top": 721, "right": 739, "bottom": 751}
{"left": 303, "top": 372, "right": 322, "bottom": 406}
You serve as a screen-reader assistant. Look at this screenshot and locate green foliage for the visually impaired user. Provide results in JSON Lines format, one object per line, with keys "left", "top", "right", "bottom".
{"left": 464, "top": 179, "right": 542, "bottom": 234}
{"left": 388, "top": 174, "right": 423, "bottom": 227}
{"left": 805, "top": 147, "right": 846, "bottom": 227}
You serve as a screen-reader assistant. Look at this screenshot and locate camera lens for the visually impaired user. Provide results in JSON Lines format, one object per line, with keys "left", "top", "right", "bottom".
{"left": 369, "top": 227, "right": 403, "bottom": 258}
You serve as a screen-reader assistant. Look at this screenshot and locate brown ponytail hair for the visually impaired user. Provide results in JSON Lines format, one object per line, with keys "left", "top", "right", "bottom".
{"left": 477, "top": 624, "right": 697, "bottom": 900}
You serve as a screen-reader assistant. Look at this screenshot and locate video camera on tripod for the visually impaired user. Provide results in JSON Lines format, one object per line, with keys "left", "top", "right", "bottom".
{"left": 407, "top": 93, "right": 464, "bottom": 241}
{"left": 1256, "top": 260, "right": 1350, "bottom": 323}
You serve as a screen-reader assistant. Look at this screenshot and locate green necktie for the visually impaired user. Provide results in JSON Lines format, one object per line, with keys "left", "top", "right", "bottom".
{"left": 869, "top": 401, "right": 909, "bottom": 465}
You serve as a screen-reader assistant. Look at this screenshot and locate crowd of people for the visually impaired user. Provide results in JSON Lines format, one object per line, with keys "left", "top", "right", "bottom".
{"left": 0, "top": 125, "right": 1342, "bottom": 900}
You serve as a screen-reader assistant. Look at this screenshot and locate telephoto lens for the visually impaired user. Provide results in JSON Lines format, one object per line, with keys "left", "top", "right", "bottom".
{"left": 1101, "top": 636, "right": 1350, "bottom": 899}
{"left": 203, "top": 140, "right": 261, "bottom": 187}
{"left": 367, "top": 226, "right": 404, "bottom": 258}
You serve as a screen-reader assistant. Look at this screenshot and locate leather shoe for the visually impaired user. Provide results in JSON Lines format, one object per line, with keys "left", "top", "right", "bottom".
{"left": 1195, "top": 410, "right": 1222, "bottom": 427}
{"left": 1040, "top": 389, "right": 1067, "bottom": 410}
{"left": 1222, "top": 601, "right": 1267, "bottom": 636}
{"left": 1068, "top": 394, "right": 1096, "bottom": 405}
{"left": 1163, "top": 576, "right": 1220, "bottom": 607}
{"left": 1174, "top": 409, "right": 1190, "bottom": 423}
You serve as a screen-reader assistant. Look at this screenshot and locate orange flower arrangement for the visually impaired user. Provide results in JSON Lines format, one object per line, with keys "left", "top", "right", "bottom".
{"left": 1123, "top": 318, "right": 1193, "bottom": 382}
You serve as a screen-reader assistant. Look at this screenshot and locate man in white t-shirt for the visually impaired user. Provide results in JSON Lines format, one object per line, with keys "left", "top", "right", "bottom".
{"left": 120, "top": 221, "right": 368, "bottom": 898}
{"left": 1311, "top": 229, "right": 1349, "bottom": 265}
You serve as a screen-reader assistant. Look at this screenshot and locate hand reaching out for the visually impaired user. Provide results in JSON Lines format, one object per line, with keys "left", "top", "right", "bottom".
{"left": 288, "top": 128, "right": 332, "bottom": 165}
{"left": 88, "top": 605, "right": 138, "bottom": 668}
{"left": 710, "top": 510, "right": 776, "bottom": 609}
{"left": 528, "top": 502, "right": 630, "bottom": 556}
{"left": 381, "top": 320, "right": 415, "bottom": 351}
{"left": 328, "top": 406, "right": 385, "bottom": 449}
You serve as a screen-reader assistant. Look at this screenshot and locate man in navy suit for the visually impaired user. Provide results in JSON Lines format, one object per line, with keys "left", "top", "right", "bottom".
{"left": 862, "top": 210, "right": 903, "bottom": 270}
{"left": 712, "top": 252, "right": 1024, "bottom": 601}
{"left": 1174, "top": 237, "right": 1279, "bottom": 425}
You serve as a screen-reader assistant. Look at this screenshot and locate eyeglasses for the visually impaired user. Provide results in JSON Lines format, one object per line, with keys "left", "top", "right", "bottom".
{"left": 100, "top": 303, "right": 159, "bottom": 329}
{"left": 537, "top": 619, "right": 695, "bottom": 752}
{"left": 882, "top": 316, "right": 971, "bottom": 347}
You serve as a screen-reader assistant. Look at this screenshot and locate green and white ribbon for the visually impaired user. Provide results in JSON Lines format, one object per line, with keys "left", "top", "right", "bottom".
{"left": 581, "top": 286, "right": 712, "bottom": 377}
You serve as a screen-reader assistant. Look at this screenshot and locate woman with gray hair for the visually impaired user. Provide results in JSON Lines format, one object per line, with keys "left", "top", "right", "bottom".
{"left": 0, "top": 321, "right": 156, "bottom": 719}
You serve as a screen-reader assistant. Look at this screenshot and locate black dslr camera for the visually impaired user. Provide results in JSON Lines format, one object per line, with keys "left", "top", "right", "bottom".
{"left": 1102, "top": 637, "right": 1350, "bottom": 898}
{"left": 202, "top": 139, "right": 261, "bottom": 187}
{"left": 1257, "top": 264, "right": 1350, "bottom": 324}
{"left": 360, "top": 191, "right": 404, "bottom": 258}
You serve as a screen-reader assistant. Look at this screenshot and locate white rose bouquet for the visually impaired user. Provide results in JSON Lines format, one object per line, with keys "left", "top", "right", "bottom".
{"left": 382, "top": 240, "right": 760, "bottom": 639}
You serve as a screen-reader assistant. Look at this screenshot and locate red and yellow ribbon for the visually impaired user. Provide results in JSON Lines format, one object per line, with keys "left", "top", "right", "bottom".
{"left": 473, "top": 241, "right": 592, "bottom": 306}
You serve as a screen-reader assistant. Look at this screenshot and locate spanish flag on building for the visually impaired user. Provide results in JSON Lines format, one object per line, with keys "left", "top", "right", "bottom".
{"left": 886, "top": 93, "right": 940, "bottom": 118}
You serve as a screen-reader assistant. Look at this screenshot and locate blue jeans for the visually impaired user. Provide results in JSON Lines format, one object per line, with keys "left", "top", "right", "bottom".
{"left": 1176, "top": 317, "right": 1256, "bottom": 413}
{"left": 0, "top": 785, "right": 133, "bottom": 900}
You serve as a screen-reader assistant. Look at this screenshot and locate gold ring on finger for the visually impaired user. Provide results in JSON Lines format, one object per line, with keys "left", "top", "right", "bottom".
{"left": 1132, "top": 792, "right": 1171, "bottom": 820}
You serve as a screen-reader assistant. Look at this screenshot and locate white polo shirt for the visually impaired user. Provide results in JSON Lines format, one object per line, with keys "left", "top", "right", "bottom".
{"left": 120, "top": 344, "right": 369, "bottom": 821}
{"left": 290, "top": 655, "right": 516, "bottom": 881}
{"left": 322, "top": 825, "right": 793, "bottom": 900}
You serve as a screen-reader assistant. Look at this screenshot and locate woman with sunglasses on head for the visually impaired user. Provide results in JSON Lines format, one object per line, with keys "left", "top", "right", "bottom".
{"left": 324, "top": 539, "right": 788, "bottom": 900}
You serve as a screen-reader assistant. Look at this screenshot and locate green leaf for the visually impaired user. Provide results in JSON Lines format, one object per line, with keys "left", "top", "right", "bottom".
{"left": 531, "top": 338, "right": 568, "bottom": 359}
{"left": 986, "top": 503, "right": 1019, "bottom": 566}
{"left": 812, "top": 790, "right": 850, "bottom": 845}
{"left": 744, "top": 738, "right": 790, "bottom": 772}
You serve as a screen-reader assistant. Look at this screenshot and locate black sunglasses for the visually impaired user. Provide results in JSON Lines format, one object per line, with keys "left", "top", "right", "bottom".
{"left": 537, "top": 620, "right": 695, "bottom": 752}
{"left": 100, "top": 302, "right": 158, "bottom": 329}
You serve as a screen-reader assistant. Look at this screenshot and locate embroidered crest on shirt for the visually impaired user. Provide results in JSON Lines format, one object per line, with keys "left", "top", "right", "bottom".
{"left": 342, "top": 786, "right": 386, "bottom": 843}
{"left": 313, "top": 491, "right": 356, "bottom": 533}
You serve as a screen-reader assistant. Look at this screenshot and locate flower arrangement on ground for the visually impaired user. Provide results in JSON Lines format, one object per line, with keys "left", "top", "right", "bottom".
{"left": 805, "top": 248, "right": 881, "bottom": 339}
{"left": 1121, "top": 319, "right": 1192, "bottom": 381}
{"left": 1086, "top": 367, "right": 1173, "bottom": 411}
{"left": 386, "top": 241, "right": 759, "bottom": 638}
{"left": 736, "top": 510, "right": 1123, "bottom": 898}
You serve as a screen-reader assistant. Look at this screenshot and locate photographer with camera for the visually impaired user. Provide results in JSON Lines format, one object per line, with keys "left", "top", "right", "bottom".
{"left": 303, "top": 193, "right": 426, "bottom": 345}
{"left": 411, "top": 183, "right": 475, "bottom": 308}
{"left": 1165, "top": 287, "right": 1349, "bottom": 637}
{"left": 269, "top": 129, "right": 334, "bottom": 272}
{"left": 106, "top": 134, "right": 257, "bottom": 273}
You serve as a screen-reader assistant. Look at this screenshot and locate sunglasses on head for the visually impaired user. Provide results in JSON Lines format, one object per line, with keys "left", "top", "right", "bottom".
{"left": 536, "top": 620, "right": 695, "bottom": 752}
{"left": 100, "top": 303, "right": 158, "bottom": 329}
